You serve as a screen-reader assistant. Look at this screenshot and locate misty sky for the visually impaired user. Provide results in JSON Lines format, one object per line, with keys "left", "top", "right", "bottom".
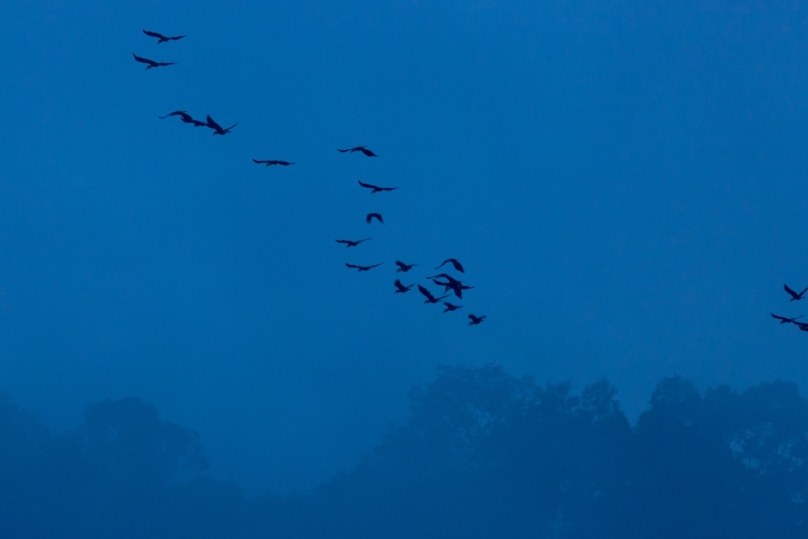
{"left": 2, "top": 0, "right": 808, "bottom": 494}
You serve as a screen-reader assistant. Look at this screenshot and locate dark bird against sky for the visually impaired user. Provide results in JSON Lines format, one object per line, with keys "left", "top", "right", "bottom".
{"left": 345, "top": 263, "right": 383, "bottom": 272}
{"left": 142, "top": 29, "right": 186, "bottom": 43}
{"left": 206, "top": 115, "right": 238, "bottom": 136}
{"left": 159, "top": 110, "right": 207, "bottom": 126}
{"left": 784, "top": 284, "right": 808, "bottom": 302}
{"left": 394, "top": 279, "right": 413, "bottom": 294}
{"left": 366, "top": 213, "right": 384, "bottom": 224}
{"left": 338, "top": 146, "right": 378, "bottom": 157}
{"left": 335, "top": 238, "right": 371, "bottom": 248}
{"left": 132, "top": 53, "right": 176, "bottom": 70}
{"left": 358, "top": 180, "right": 397, "bottom": 194}
{"left": 395, "top": 261, "right": 417, "bottom": 272}
{"left": 771, "top": 312, "right": 804, "bottom": 324}
{"left": 468, "top": 314, "right": 486, "bottom": 326}
{"left": 252, "top": 159, "right": 295, "bottom": 167}
{"left": 435, "top": 258, "right": 465, "bottom": 273}
{"left": 417, "top": 284, "right": 449, "bottom": 304}
{"left": 443, "top": 302, "right": 462, "bottom": 313}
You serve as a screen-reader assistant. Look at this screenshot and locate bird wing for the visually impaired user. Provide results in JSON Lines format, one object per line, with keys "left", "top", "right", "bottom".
{"left": 368, "top": 263, "right": 383, "bottom": 269}
{"left": 142, "top": 29, "right": 164, "bottom": 39}
{"left": 337, "top": 148, "right": 351, "bottom": 152}
{"left": 253, "top": 159, "right": 268, "bottom": 164}
{"left": 417, "top": 285, "right": 434, "bottom": 301}
{"left": 785, "top": 284, "right": 799, "bottom": 298}
{"left": 360, "top": 148, "right": 378, "bottom": 157}
{"left": 771, "top": 312, "right": 788, "bottom": 321}
{"left": 345, "top": 263, "right": 360, "bottom": 269}
{"left": 168, "top": 35, "right": 186, "bottom": 41}
{"left": 335, "top": 240, "right": 350, "bottom": 245}
{"left": 450, "top": 259, "right": 465, "bottom": 272}
{"left": 358, "top": 180, "right": 379, "bottom": 190}
{"left": 133, "top": 53, "right": 155, "bottom": 65}
{"left": 206, "top": 115, "right": 223, "bottom": 131}
{"left": 395, "top": 261, "right": 406, "bottom": 269}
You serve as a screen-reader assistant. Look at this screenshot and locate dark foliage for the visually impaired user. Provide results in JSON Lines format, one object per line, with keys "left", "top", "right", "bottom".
{"left": 2, "top": 366, "right": 808, "bottom": 538}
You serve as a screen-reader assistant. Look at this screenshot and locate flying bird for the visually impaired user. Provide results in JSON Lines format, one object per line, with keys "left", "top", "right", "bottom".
{"left": 468, "top": 314, "right": 487, "bottom": 326}
{"left": 395, "top": 261, "right": 417, "bottom": 273}
{"left": 443, "top": 302, "right": 462, "bottom": 313}
{"left": 796, "top": 321, "right": 808, "bottom": 332}
{"left": 253, "top": 159, "right": 295, "bottom": 167}
{"left": 159, "top": 110, "right": 207, "bottom": 126}
{"left": 417, "top": 284, "right": 449, "bottom": 304}
{"left": 335, "top": 238, "right": 371, "bottom": 248}
{"left": 394, "top": 279, "right": 413, "bottom": 294}
{"left": 358, "top": 180, "right": 397, "bottom": 194}
{"left": 345, "top": 263, "right": 383, "bottom": 272}
{"left": 771, "top": 312, "right": 804, "bottom": 324}
{"left": 142, "top": 29, "right": 185, "bottom": 44}
{"left": 366, "top": 213, "right": 384, "bottom": 224}
{"left": 784, "top": 284, "right": 808, "bottom": 302}
{"left": 435, "top": 258, "right": 465, "bottom": 273}
{"left": 338, "top": 146, "right": 378, "bottom": 157}
{"left": 206, "top": 115, "right": 237, "bottom": 136}
{"left": 133, "top": 53, "right": 176, "bottom": 69}
{"left": 158, "top": 110, "right": 187, "bottom": 119}
{"left": 432, "top": 279, "right": 474, "bottom": 299}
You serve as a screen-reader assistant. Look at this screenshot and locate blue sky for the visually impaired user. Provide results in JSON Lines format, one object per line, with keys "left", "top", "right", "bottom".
{"left": 2, "top": 0, "right": 808, "bottom": 494}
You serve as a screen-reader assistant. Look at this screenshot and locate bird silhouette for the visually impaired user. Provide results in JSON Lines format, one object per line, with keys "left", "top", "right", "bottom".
{"left": 784, "top": 284, "right": 808, "bottom": 302}
{"left": 771, "top": 312, "right": 804, "bottom": 324}
{"left": 443, "top": 302, "right": 462, "bottom": 313}
{"left": 366, "top": 213, "right": 384, "bottom": 224}
{"left": 133, "top": 53, "right": 176, "bottom": 69}
{"left": 435, "top": 258, "right": 465, "bottom": 273}
{"left": 335, "top": 238, "right": 371, "bottom": 248}
{"left": 395, "top": 261, "right": 417, "bottom": 272}
{"left": 159, "top": 111, "right": 207, "bottom": 126}
{"left": 345, "top": 263, "right": 383, "bottom": 272}
{"left": 142, "top": 30, "right": 185, "bottom": 43}
{"left": 158, "top": 110, "right": 188, "bottom": 119}
{"left": 468, "top": 314, "right": 486, "bottom": 326}
{"left": 394, "top": 279, "right": 413, "bottom": 293}
{"left": 432, "top": 279, "right": 474, "bottom": 299}
{"left": 417, "top": 284, "right": 449, "bottom": 304}
{"left": 253, "top": 159, "right": 295, "bottom": 167}
{"left": 358, "top": 180, "right": 397, "bottom": 194}
{"left": 796, "top": 321, "right": 808, "bottom": 332}
{"left": 338, "top": 146, "right": 377, "bottom": 157}
{"left": 206, "top": 115, "right": 237, "bottom": 136}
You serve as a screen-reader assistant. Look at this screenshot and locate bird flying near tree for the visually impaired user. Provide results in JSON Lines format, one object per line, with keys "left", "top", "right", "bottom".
{"left": 784, "top": 284, "right": 808, "bottom": 302}
{"left": 395, "top": 261, "right": 417, "bottom": 272}
{"left": 394, "top": 279, "right": 413, "bottom": 293}
{"left": 252, "top": 159, "right": 295, "bottom": 167}
{"left": 435, "top": 258, "right": 465, "bottom": 273}
{"left": 338, "top": 146, "right": 378, "bottom": 157}
{"left": 335, "top": 238, "right": 371, "bottom": 248}
{"left": 206, "top": 115, "right": 237, "bottom": 136}
{"left": 771, "top": 312, "right": 804, "bottom": 324}
{"left": 358, "top": 180, "right": 397, "bottom": 194}
{"left": 366, "top": 213, "right": 384, "bottom": 224}
{"left": 142, "top": 29, "right": 185, "bottom": 44}
{"left": 468, "top": 314, "right": 487, "bottom": 326}
{"left": 133, "top": 53, "right": 176, "bottom": 70}
{"left": 345, "top": 263, "right": 383, "bottom": 272}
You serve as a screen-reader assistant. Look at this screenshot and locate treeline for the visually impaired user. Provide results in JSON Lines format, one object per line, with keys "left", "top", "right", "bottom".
{"left": 2, "top": 364, "right": 808, "bottom": 538}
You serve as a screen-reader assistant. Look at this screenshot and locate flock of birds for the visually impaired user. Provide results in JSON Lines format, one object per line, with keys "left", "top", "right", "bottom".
{"left": 770, "top": 284, "right": 808, "bottom": 332}
{"left": 134, "top": 29, "right": 487, "bottom": 326}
